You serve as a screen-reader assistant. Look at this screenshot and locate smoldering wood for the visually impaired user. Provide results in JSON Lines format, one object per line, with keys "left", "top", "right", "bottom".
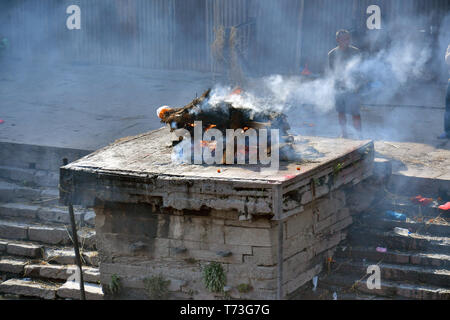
{"left": 160, "top": 89, "right": 291, "bottom": 136}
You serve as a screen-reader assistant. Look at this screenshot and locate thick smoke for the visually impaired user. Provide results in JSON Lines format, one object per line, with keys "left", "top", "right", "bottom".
{"left": 0, "top": 1, "right": 448, "bottom": 146}
{"left": 207, "top": 11, "right": 449, "bottom": 117}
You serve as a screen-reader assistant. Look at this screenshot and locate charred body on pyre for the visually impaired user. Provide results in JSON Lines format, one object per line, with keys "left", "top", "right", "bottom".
{"left": 157, "top": 88, "right": 301, "bottom": 163}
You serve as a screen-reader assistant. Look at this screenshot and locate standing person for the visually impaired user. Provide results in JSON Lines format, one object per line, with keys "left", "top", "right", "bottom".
{"left": 438, "top": 44, "right": 450, "bottom": 139}
{"left": 328, "top": 30, "right": 363, "bottom": 139}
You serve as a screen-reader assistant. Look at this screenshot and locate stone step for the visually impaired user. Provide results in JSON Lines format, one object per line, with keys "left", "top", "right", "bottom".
{"left": 335, "top": 245, "right": 450, "bottom": 269}
{"left": 0, "top": 202, "right": 86, "bottom": 225}
{"left": 320, "top": 273, "right": 450, "bottom": 300}
{"left": 332, "top": 258, "right": 450, "bottom": 288}
{"left": 0, "top": 141, "right": 91, "bottom": 173}
{"left": 0, "top": 256, "right": 28, "bottom": 274}
{"left": 0, "top": 165, "right": 59, "bottom": 188}
{"left": 56, "top": 280, "right": 103, "bottom": 300}
{"left": 44, "top": 248, "right": 99, "bottom": 267}
{"left": 356, "top": 214, "right": 450, "bottom": 237}
{"left": 0, "top": 219, "right": 96, "bottom": 249}
{"left": 0, "top": 278, "right": 59, "bottom": 300}
{"left": 2, "top": 240, "right": 44, "bottom": 258}
{"left": 24, "top": 264, "right": 100, "bottom": 283}
{"left": 347, "top": 228, "right": 450, "bottom": 254}
{"left": 0, "top": 181, "right": 59, "bottom": 205}
{"left": 379, "top": 199, "right": 449, "bottom": 218}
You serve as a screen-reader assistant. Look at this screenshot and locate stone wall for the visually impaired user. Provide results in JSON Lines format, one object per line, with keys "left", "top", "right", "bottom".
{"left": 94, "top": 188, "right": 360, "bottom": 300}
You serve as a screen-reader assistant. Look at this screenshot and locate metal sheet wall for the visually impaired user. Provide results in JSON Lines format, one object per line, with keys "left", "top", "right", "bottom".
{"left": 2, "top": 0, "right": 448, "bottom": 74}
{"left": 299, "top": 0, "right": 354, "bottom": 73}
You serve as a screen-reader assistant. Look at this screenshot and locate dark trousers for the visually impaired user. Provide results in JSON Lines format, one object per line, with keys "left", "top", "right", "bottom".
{"left": 445, "top": 81, "right": 450, "bottom": 135}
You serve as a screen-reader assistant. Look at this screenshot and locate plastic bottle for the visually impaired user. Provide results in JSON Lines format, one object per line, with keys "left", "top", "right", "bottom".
{"left": 394, "top": 227, "right": 410, "bottom": 236}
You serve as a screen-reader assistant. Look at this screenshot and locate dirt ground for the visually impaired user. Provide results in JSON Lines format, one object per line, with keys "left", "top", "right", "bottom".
{"left": 0, "top": 60, "right": 448, "bottom": 181}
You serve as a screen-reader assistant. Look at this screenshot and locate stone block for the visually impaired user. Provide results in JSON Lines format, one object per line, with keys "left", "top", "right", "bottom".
{"left": 170, "top": 248, "right": 243, "bottom": 264}
{"left": 100, "top": 262, "right": 202, "bottom": 284}
{"left": 0, "top": 203, "right": 37, "bottom": 220}
{"left": 77, "top": 228, "right": 96, "bottom": 250}
{"left": 57, "top": 281, "right": 103, "bottom": 300}
{"left": 285, "top": 209, "right": 314, "bottom": 239}
{"left": 0, "top": 257, "right": 27, "bottom": 274}
{"left": 285, "top": 263, "right": 322, "bottom": 296}
{"left": 7, "top": 242, "right": 43, "bottom": 258}
{"left": 44, "top": 248, "right": 76, "bottom": 265}
{"left": 0, "top": 279, "right": 57, "bottom": 300}
{"left": 224, "top": 217, "right": 272, "bottom": 229}
{"left": 0, "top": 222, "right": 28, "bottom": 240}
{"left": 245, "top": 247, "right": 276, "bottom": 266}
{"left": 227, "top": 264, "right": 277, "bottom": 281}
{"left": 312, "top": 231, "right": 346, "bottom": 256}
{"left": 0, "top": 240, "right": 7, "bottom": 252}
{"left": 200, "top": 242, "right": 253, "bottom": 255}
{"left": 176, "top": 216, "right": 225, "bottom": 244}
{"left": 28, "top": 225, "right": 70, "bottom": 245}
{"left": 209, "top": 210, "right": 239, "bottom": 220}
{"left": 36, "top": 207, "right": 83, "bottom": 224}
{"left": 224, "top": 226, "right": 272, "bottom": 247}
{"left": 315, "top": 197, "right": 345, "bottom": 222}
{"left": 82, "top": 251, "right": 99, "bottom": 267}
{"left": 84, "top": 211, "right": 96, "bottom": 227}
{"left": 284, "top": 249, "right": 315, "bottom": 280}
{"left": 282, "top": 232, "right": 315, "bottom": 259}
{"left": 167, "top": 278, "right": 187, "bottom": 292}
{"left": 315, "top": 208, "right": 351, "bottom": 234}
{"left": 96, "top": 233, "right": 169, "bottom": 259}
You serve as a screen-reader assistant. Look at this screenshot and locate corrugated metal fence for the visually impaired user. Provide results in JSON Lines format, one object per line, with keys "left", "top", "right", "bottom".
{"left": 1, "top": 0, "right": 448, "bottom": 75}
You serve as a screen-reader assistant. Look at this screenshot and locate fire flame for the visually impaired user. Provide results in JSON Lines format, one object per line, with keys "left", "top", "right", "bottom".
{"left": 205, "top": 124, "right": 217, "bottom": 131}
{"left": 157, "top": 106, "right": 172, "bottom": 119}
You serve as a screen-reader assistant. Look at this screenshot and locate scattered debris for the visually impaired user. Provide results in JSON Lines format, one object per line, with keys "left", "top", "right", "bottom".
{"left": 300, "top": 64, "right": 312, "bottom": 76}
{"left": 383, "top": 142, "right": 399, "bottom": 148}
{"left": 438, "top": 202, "right": 450, "bottom": 211}
{"left": 385, "top": 210, "right": 406, "bottom": 221}
{"left": 312, "top": 276, "right": 318, "bottom": 292}
{"left": 410, "top": 195, "right": 433, "bottom": 206}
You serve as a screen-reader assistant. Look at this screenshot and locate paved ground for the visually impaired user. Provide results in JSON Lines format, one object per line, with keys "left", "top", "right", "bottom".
{"left": 0, "top": 60, "right": 214, "bottom": 150}
{"left": 0, "top": 60, "right": 448, "bottom": 181}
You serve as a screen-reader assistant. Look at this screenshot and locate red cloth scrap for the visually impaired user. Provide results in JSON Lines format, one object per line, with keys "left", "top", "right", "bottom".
{"left": 438, "top": 202, "right": 450, "bottom": 211}
{"left": 410, "top": 195, "right": 433, "bottom": 206}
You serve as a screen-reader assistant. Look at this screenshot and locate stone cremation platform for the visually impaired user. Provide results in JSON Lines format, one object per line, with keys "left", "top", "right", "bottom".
{"left": 60, "top": 127, "right": 375, "bottom": 299}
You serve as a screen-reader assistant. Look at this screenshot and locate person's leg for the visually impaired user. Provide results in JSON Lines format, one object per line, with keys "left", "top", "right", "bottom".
{"left": 349, "top": 93, "right": 362, "bottom": 139}
{"left": 438, "top": 81, "right": 450, "bottom": 139}
{"left": 445, "top": 81, "right": 450, "bottom": 136}
{"left": 352, "top": 114, "right": 362, "bottom": 132}
{"left": 336, "top": 93, "right": 348, "bottom": 138}
{"left": 338, "top": 112, "right": 348, "bottom": 138}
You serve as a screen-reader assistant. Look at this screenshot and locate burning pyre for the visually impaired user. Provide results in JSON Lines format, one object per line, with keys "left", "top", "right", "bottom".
{"left": 157, "top": 88, "right": 301, "bottom": 164}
